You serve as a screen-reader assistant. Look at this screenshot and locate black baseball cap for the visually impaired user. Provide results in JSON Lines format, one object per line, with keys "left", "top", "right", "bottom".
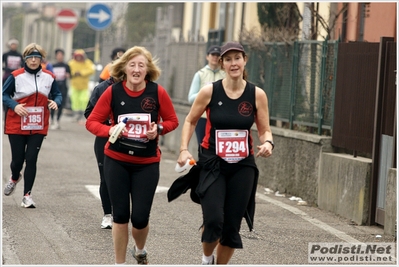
{"left": 207, "top": 45, "right": 221, "bottom": 55}
{"left": 111, "top": 47, "right": 126, "bottom": 59}
{"left": 220, "top": 42, "right": 245, "bottom": 57}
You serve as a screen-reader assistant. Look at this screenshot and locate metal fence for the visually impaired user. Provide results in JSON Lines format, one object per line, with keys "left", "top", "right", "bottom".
{"left": 245, "top": 40, "right": 338, "bottom": 135}
{"left": 133, "top": 6, "right": 340, "bottom": 136}
{"left": 140, "top": 39, "right": 339, "bottom": 136}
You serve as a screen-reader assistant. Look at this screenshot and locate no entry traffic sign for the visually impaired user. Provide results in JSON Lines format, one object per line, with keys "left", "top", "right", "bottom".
{"left": 56, "top": 9, "right": 78, "bottom": 31}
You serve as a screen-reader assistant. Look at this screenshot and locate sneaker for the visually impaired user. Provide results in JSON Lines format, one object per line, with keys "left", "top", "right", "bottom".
{"left": 50, "top": 121, "right": 60, "bottom": 130}
{"left": 202, "top": 255, "right": 215, "bottom": 265}
{"left": 4, "top": 173, "right": 22, "bottom": 196}
{"left": 21, "top": 192, "right": 36, "bottom": 208}
{"left": 101, "top": 214, "right": 113, "bottom": 229}
{"left": 132, "top": 246, "right": 148, "bottom": 265}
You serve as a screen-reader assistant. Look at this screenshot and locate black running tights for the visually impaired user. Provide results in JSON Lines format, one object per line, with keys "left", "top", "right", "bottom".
{"left": 8, "top": 134, "right": 45, "bottom": 195}
{"left": 94, "top": 136, "right": 112, "bottom": 215}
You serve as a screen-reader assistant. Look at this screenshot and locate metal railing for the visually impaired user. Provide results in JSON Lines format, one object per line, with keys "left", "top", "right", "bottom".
{"left": 245, "top": 40, "right": 338, "bottom": 135}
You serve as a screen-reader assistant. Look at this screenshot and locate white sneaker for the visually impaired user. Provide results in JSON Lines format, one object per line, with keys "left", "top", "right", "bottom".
{"left": 4, "top": 173, "right": 22, "bottom": 196}
{"left": 21, "top": 192, "right": 36, "bottom": 208}
{"left": 101, "top": 214, "right": 113, "bottom": 229}
{"left": 202, "top": 255, "right": 215, "bottom": 265}
{"left": 50, "top": 121, "right": 60, "bottom": 130}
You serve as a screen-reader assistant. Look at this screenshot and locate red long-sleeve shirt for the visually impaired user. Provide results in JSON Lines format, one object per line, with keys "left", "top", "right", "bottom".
{"left": 86, "top": 80, "right": 179, "bottom": 164}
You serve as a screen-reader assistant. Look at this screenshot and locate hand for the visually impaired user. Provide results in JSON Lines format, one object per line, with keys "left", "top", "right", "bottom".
{"left": 146, "top": 122, "right": 157, "bottom": 140}
{"left": 48, "top": 99, "right": 58, "bottom": 110}
{"left": 177, "top": 149, "right": 195, "bottom": 167}
{"left": 108, "top": 125, "right": 127, "bottom": 138}
{"left": 74, "top": 72, "right": 81, "bottom": 77}
{"left": 256, "top": 142, "right": 273, "bottom": 158}
{"left": 14, "top": 103, "right": 28, "bottom": 117}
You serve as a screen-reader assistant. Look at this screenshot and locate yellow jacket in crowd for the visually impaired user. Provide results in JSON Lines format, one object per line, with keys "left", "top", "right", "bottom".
{"left": 68, "top": 49, "right": 95, "bottom": 90}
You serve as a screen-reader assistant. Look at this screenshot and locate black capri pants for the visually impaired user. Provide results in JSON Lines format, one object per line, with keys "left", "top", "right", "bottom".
{"left": 103, "top": 155, "right": 159, "bottom": 228}
{"left": 200, "top": 160, "right": 255, "bottom": 248}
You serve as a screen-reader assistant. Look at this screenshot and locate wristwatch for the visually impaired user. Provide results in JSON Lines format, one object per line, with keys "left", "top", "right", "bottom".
{"left": 264, "top": 140, "right": 275, "bottom": 150}
{"left": 157, "top": 124, "right": 164, "bottom": 135}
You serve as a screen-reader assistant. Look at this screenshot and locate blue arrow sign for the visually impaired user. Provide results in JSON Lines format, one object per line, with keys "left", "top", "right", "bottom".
{"left": 86, "top": 4, "right": 112, "bottom": 31}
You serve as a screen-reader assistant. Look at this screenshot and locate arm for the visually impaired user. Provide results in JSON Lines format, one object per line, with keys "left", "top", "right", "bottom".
{"left": 19, "top": 55, "right": 24, "bottom": 68}
{"left": 65, "top": 64, "right": 71, "bottom": 79}
{"left": 178, "top": 84, "right": 212, "bottom": 164}
{"left": 84, "top": 79, "right": 113, "bottom": 119}
{"left": 254, "top": 87, "right": 274, "bottom": 158}
{"left": 2, "top": 75, "right": 18, "bottom": 110}
{"left": 79, "top": 60, "right": 95, "bottom": 77}
{"left": 49, "top": 80, "right": 63, "bottom": 107}
{"left": 46, "top": 63, "right": 54, "bottom": 73}
{"left": 86, "top": 87, "right": 114, "bottom": 138}
{"left": 157, "top": 85, "right": 179, "bottom": 135}
{"left": 187, "top": 72, "right": 201, "bottom": 104}
{"left": 68, "top": 61, "right": 76, "bottom": 76}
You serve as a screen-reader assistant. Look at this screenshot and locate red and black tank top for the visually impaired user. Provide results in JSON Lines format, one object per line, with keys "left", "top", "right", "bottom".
{"left": 202, "top": 79, "right": 257, "bottom": 156}
{"left": 108, "top": 80, "right": 159, "bottom": 157}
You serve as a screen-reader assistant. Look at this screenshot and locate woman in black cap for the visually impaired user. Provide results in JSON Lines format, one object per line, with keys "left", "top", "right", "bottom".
{"left": 175, "top": 41, "right": 274, "bottom": 264}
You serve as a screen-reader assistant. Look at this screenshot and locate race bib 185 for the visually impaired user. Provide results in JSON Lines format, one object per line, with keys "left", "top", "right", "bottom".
{"left": 21, "top": 106, "right": 44, "bottom": 130}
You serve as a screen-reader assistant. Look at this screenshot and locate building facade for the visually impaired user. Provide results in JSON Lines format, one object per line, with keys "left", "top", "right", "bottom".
{"left": 334, "top": 2, "right": 397, "bottom": 42}
{"left": 180, "top": 2, "right": 397, "bottom": 43}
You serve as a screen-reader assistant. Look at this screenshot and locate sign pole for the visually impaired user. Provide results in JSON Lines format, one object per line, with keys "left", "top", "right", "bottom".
{"left": 94, "top": 30, "right": 100, "bottom": 64}
{"left": 86, "top": 4, "right": 112, "bottom": 66}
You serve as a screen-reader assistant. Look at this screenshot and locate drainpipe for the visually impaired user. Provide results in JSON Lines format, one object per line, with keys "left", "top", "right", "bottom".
{"left": 302, "top": 3, "right": 311, "bottom": 40}
{"left": 358, "top": 3, "right": 365, "bottom": 41}
{"left": 240, "top": 2, "right": 245, "bottom": 36}
{"left": 346, "top": 2, "right": 358, "bottom": 41}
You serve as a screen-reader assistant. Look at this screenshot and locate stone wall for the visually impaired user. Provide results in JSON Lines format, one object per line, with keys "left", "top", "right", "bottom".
{"left": 384, "top": 168, "right": 397, "bottom": 237}
{"left": 253, "top": 127, "right": 333, "bottom": 205}
{"left": 318, "top": 153, "right": 372, "bottom": 225}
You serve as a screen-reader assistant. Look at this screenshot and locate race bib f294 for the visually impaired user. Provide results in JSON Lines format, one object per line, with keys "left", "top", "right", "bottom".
{"left": 215, "top": 129, "right": 249, "bottom": 163}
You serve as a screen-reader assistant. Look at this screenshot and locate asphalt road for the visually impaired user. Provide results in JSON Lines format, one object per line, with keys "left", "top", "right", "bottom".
{"left": 2, "top": 114, "right": 396, "bottom": 266}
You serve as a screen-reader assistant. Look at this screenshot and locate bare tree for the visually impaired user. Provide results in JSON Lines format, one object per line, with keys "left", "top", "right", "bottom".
{"left": 306, "top": 3, "right": 349, "bottom": 40}
{"left": 239, "top": 3, "right": 349, "bottom": 46}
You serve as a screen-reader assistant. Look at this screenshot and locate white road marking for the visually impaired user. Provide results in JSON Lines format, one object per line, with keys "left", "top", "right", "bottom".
{"left": 156, "top": 186, "right": 169, "bottom": 193}
{"left": 85, "top": 185, "right": 101, "bottom": 200}
{"left": 85, "top": 185, "right": 169, "bottom": 200}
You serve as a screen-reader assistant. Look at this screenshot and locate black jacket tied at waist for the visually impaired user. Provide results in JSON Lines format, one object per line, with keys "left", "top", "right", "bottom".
{"left": 167, "top": 148, "right": 259, "bottom": 231}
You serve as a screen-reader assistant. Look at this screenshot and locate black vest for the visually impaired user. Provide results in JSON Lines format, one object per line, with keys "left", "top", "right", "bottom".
{"left": 205, "top": 79, "right": 257, "bottom": 153}
{"left": 108, "top": 81, "right": 159, "bottom": 157}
